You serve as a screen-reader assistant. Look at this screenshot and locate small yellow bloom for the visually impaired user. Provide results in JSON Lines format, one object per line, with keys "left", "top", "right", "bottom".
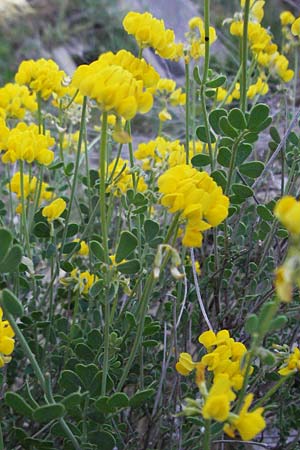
{"left": 280, "top": 11, "right": 295, "bottom": 26}
{"left": 224, "top": 394, "right": 265, "bottom": 441}
{"left": 0, "top": 308, "right": 15, "bottom": 368}
{"left": 291, "top": 17, "right": 300, "bottom": 36}
{"left": 274, "top": 196, "right": 300, "bottom": 235}
{"left": 158, "top": 108, "right": 172, "bottom": 122}
{"left": 202, "top": 374, "right": 235, "bottom": 422}
{"left": 278, "top": 347, "right": 300, "bottom": 376}
{"left": 176, "top": 352, "right": 196, "bottom": 376}
{"left": 73, "top": 239, "right": 89, "bottom": 257}
{"left": 42, "top": 198, "right": 66, "bottom": 222}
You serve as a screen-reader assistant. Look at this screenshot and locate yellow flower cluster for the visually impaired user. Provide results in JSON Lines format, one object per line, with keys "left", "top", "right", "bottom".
{"left": 155, "top": 78, "right": 186, "bottom": 122}
{"left": 177, "top": 329, "right": 265, "bottom": 441}
{"left": 0, "top": 308, "right": 15, "bottom": 367}
{"left": 135, "top": 138, "right": 204, "bottom": 171}
{"left": 241, "top": 0, "right": 265, "bottom": 23}
{"left": 217, "top": 76, "right": 268, "bottom": 104}
{"left": 186, "top": 16, "right": 217, "bottom": 61}
{"left": 0, "top": 120, "right": 55, "bottom": 165}
{"left": 107, "top": 157, "right": 147, "bottom": 195}
{"left": 158, "top": 165, "right": 229, "bottom": 247}
{"left": 9, "top": 172, "right": 51, "bottom": 202}
{"left": 0, "top": 83, "right": 37, "bottom": 119}
{"left": 123, "top": 11, "right": 183, "bottom": 60}
{"left": 15, "top": 58, "right": 66, "bottom": 100}
{"left": 278, "top": 347, "right": 300, "bottom": 376}
{"left": 230, "top": 16, "right": 294, "bottom": 82}
{"left": 72, "top": 50, "right": 158, "bottom": 120}
{"left": 42, "top": 198, "right": 66, "bottom": 222}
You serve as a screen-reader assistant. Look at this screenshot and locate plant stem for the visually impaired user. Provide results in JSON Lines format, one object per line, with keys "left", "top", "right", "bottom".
{"left": 240, "top": 0, "right": 251, "bottom": 113}
{"left": 255, "top": 373, "right": 293, "bottom": 409}
{"left": 99, "top": 112, "right": 111, "bottom": 395}
{"left": 203, "top": 419, "right": 211, "bottom": 450}
{"left": 19, "top": 161, "right": 32, "bottom": 258}
{"left": 185, "top": 61, "right": 190, "bottom": 164}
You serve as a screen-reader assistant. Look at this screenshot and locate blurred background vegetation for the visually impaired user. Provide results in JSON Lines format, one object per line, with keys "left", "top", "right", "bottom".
{"left": 0, "top": 0, "right": 299, "bottom": 84}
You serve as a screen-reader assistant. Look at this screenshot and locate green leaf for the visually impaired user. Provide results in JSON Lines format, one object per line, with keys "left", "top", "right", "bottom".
{"left": 193, "top": 65, "right": 202, "bottom": 85}
{"left": 89, "top": 431, "right": 116, "bottom": 450}
{"left": 75, "top": 363, "right": 99, "bottom": 390}
{"left": 243, "top": 132, "right": 258, "bottom": 143}
{"left": 191, "top": 154, "right": 211, "bottom": 167}
{"left": 269, "top": 315, "right": 288, "bottom": 332}
{"left": 228, "top": 108, "right": 247, "bottom": 130}
{"left": 252, "top": 117, "right": 272, "bottom": 133}
{"left": 209, "top": 109, "right": 227, "bottom": 134}
{"left": 5, "top": 392, "right": 33, "bottom": 417}
{"left": 239, "top": 161, "right": 264, "bottom": 178}
{"left": 248, "top": 103, "right": 270, "bottom": 130}
{"left": 245, "top": 314, "right": 258, "bottom": 334}
{"left": 90, "top": 240, "right": 105, "bottom": 262}
{"left": 196, "top": 126, "right": 216, "bottom": 144}
{"left": 206, "top": 75, "right": 226, "bottom": 88}
{"left": 217, "top": 147, "right": 232, "bottom": 168}
{"left": 0, "top": 228, "right": 12, "bottom": 261}
{"left": 0, "top": 244, "right": 22, "bottom": 273}
{"left": 115, "top": 231, "right": 137, "bottom": 263}
{"left": 232, "top": 184, "right": 253, "bottom": 199}
{"left": 33, "top": 222, "right": 50, "bottom": 238}
{"left": 219, "top": 116, "right": 238, "bottom": 138}
{"left": 61, "top": 392, "right": 83, "bottom": 411}
{"left": 74, "top": 343, "right": 95, "bottom": 362}
{"left": 59, "top": 370, "right": 82, "bottom": 393}
{"left": 235, "top": 142, "right": 252, "bottom": 165}
{"left": 129, "top": 388, "right": 155, "bottom": 408}
{"left": 62, "top": 242, "right": 80, "bottom": 255}
{"left": 33, "top": 404, "right": 65, "bottom": 423}
{"left": 257, "top": 205, "right": 274, "bottom": 222}
{"left": 1, "top": 288, "right": 24, "bottom": 317}
{"left": 270, "top": 126, "right": 280, "bottom": 144}
{"left": 210, "top": 170, "right": 227, "bottom": 192}
{"left": 89, "top": 280, "right": 103, "bottom": 297}
{"left": 144, "top": 220, "right": 159, "bottom": 242}
{"left": 95, "top": 396, "right": 110, "bottom": 413}
{"left": 66, "top": 223, "right": 79, "bottom": 238}
{"left": 108, "top": 392, "right": 129, "bottom": 410}
{"left": 117, "top": 259, "right": 140, "bottom": 274}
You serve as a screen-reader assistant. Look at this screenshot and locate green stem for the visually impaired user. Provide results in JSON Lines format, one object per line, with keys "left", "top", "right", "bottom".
{"left": 99, "top": 112, "right": 111, "bottom": 395}
{"left": 255, "top": 373, "right": 293, "bottom": 409}
{"left": 225, "top": 132, "right": 246, "bottom": 195}
{"left": 203, "top": 419, "right": 211, "bottom": 450}
{"left": 0, "top": 422, "right": 4, "bottom": 450}
{"left": 117, "top": 273, "right": 155, "bottom": 391}
{"left": 19, "top": 161, "right": 32, "bottom": 258}
{"left": 240, "top": 0, "right": 251, "bottom": 113}
{"left": 203, "top": 0, "right": 211, "bottom": 86}
{"left": 185, "top": 61, "right": 190, "bottom": 164}
{"left": 60, "top": 96, "right": 87, "bottom": 253}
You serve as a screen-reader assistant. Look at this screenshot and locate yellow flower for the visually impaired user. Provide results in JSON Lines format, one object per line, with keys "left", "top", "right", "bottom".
{"left": 274, "top": 196, "right": 300, "bottom": 235}
{"left": 42, "top": 198, "right": 66, "bottom": 222}
{"left": 158, "top": 108, "right": 172, "bottom": 122}
{"left": 15, "top": 58, "right": 66, "bottom": 100}
{"left": 280, "top": 11, "right": 295, "bottom": 26}
{"left": 8, "top": 172, "right": 52, "bottom": 203}
{"left": 176, "top": 352, "right": 197, "bottom": 375}
{"left": 123, "top": 11, "right": 183, "bottom": 60}
{"left": 202, "top": 374, "right": 236, "bottom": 422}
{"left": 291, "top": 17, "right": 300, "bottom": 36}
{"left": 0, "top": 121, "right": 55, "bottom": 166}
{"left": 72, "top": 50, "right": 157, "bottom": 120}
{"left": 107, "top": 157, "right": 147, "bottom": 195}
{"left": 278, "top": 347, "right": 300, "bottom": 376}
{"left": 0, "top": 308, "right": 15, "bottom": 367}
{"left": 0, "top": 83, "right": 37, "bottom": 119}
{"left": 73, "top": 239, "right": 89, "bottom": 257}
{"left": 224, "top": 394, "right": 265, "bottom": 441}
{"left": 70, "top": 269, "right": 97, "bottom": 295}
{"left": 275, "top": 265, "right": 292, "bottom": 302}
{"left": 158, "top": 165, "right": 229, "bottom": 247}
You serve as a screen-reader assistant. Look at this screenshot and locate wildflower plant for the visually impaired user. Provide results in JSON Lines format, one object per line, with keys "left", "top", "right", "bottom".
{"left": 0, "top": 1, "right": 300, "bottom": 449}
